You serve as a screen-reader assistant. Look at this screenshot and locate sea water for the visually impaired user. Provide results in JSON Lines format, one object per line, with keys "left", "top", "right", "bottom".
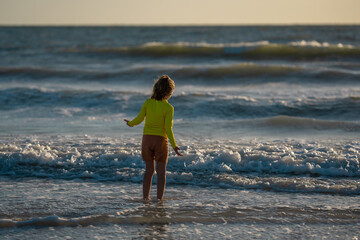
{"left": 0, "top": 26, "right": 359, "bottom": 239}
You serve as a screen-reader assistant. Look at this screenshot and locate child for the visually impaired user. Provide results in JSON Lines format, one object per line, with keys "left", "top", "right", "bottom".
{"left": 124, "top": 75, "right": 182, "bottom": 201}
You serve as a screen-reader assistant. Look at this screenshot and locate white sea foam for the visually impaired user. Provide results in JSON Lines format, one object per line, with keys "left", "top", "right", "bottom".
{"left": 289, "top": 40, "right": 354, "bottom": 48}
{"left": 54, "top": 107, "right": 83, "bottom": 117}
{"left": 0, "top": 136, "right": 359, "bottom": 195}
{"left": 137, "top": 40, "right": 355, "bottom": 50}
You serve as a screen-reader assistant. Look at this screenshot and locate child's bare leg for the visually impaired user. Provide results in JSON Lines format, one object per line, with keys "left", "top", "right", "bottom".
{"left": 143, "top": 160, "right": 155, "bottom": 200}
{"left": 156, "top": 160, "right": 167, "bottom": 200}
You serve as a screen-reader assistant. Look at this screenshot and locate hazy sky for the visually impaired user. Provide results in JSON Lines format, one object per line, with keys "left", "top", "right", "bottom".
{"left": 0, "top": 0, "right": 359, "bottom": 25}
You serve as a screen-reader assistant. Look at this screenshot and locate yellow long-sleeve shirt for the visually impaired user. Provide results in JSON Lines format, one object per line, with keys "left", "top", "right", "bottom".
{"left": 127, "top": 98, "right": 177, "bottom": 149}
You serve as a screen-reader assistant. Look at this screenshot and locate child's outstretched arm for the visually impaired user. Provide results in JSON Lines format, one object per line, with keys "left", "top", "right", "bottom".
{"left": 124, "top": 100, "right": 147, "bottom": 127}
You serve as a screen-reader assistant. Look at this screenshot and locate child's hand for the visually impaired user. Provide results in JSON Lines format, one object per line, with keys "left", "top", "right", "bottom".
{"left": 174, "top": 147, "right": 183, "bottom": 156}
{"left": 123, "top": 119, "right": 132, "bottom": 127}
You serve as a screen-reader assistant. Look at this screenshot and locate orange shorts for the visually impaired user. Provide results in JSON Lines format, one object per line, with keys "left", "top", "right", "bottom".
{"left": 142, "top": 135, "right": 169, "bottom": 163}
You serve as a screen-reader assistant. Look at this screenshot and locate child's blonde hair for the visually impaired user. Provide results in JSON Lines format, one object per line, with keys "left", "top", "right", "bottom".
{"left": 151, "top": 75, "right": 175, "bottom": 101}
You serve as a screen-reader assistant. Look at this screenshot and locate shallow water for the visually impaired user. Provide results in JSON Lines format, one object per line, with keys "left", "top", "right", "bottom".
{"left": 1, "top": 178, "right": 360, "bottom": 239}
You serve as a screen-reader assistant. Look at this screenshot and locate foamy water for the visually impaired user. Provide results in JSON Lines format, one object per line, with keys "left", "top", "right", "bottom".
{"left": 1, "top": 26, "right": 360, "bottom": 239}
{"left": 1, "top": 135, "right": 359, "bottom": 192}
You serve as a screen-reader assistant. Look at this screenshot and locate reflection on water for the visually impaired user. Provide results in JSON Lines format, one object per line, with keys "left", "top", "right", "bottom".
{"left": 135, "top": 201, "right": 172, "bottom": 239}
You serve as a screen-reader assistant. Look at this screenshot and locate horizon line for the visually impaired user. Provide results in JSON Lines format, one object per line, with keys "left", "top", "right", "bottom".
{"left": 0, "top": 23, "right": 360, "bottom": 27}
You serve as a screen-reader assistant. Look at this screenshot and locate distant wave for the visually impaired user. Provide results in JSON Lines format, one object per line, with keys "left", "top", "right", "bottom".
{"left": 172, "top": 63, "right": 301, "bottom": 79}
{"left": 0, "top": 67, "right": 122, "bottom": 80}
{"left": 173, "top": 94, "right": 360, "bottom": 121}
{"left": 1, "top": 63, "right": 358, "bottom": 82}
{"left": 171, "top": 64, "right": 358, "bottom": 81}
{"left": 259, "top": 115, "right": 360, "bottom": 131}
{"left": 184, "top": 116, "right": 360, "bottom": 132}
{"left": 0, "top": 67, "right": 79, "bottom": 77}
{"left": 0, "top": 87, "right": 145, "bottom": 114}
{"left": 1, "top": 87, "right": 360, "bottom": 121}
{"left": 63, "top": 41, "right": 360, "bottom": 60}
{"left": 0, "top": 137, "right": 359, "bottom": 195}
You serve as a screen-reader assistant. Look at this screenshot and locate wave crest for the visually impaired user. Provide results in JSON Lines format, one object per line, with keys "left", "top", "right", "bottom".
{"left": 65, "top": 41, "right": 360, "bottom": 60}
{"left": 0, "top": 136, "right": 359, "bottom": 195}
{"left": 1, "top": 137, "right": 359, "bottom": 179}
{"left": 1, "top": 63, "right": 358, "bottom": 82}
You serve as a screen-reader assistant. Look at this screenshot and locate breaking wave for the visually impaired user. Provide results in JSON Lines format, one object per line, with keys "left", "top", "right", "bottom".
{"left": 64, "top": 41, "right": 360, "bottom": 60}
{"left": 259, "top": 115, "right": 360, "bottom": 131}
{"left": 0, "top": 136, "right": 359, "bottom": 181}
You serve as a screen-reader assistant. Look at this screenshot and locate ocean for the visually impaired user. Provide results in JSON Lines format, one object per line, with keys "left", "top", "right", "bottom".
{"left": 0, "top": 26, "right": 359, "bottom": 239}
